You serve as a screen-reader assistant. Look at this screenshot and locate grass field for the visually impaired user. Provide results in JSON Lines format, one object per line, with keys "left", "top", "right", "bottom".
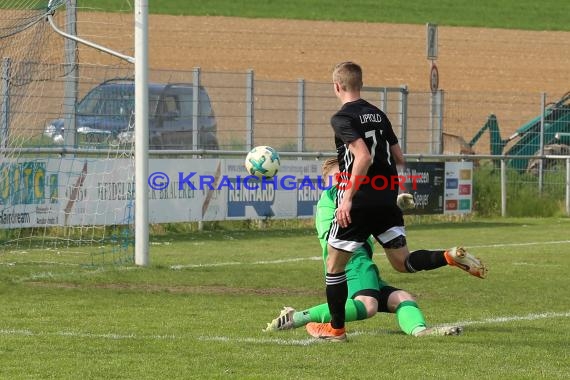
{"left": 1, "top": 217, "right": 569, "bottom": 379}
{"left": 79, "top": 0, "right": 570, "bottom": 31}
{"left": 2, "top": 2, "right": 569, "bottom": 379}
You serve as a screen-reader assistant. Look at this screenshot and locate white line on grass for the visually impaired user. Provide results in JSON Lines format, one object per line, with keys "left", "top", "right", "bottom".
{"left": 0, "top": 328, "right": 176, "bottom": 340}
{"left": 11, "top": 264, "right": 137, "bottom": 283}
{"left": 198, "top": 336, "right": 319, "bottom": 346}
{"left": 512, "top": 262, "right": 559, "bottom": 267}
{"left": 199, "top": 311, "right": 570, "bottom": 346}
{"left": 465, "top": 240, "right": 570, "bottom": 249}
{"left": 170, "top": 256, "right": 321, "bottom": 270}
{"left": 170, "top": 239, "right": 570, "bottom": 270}
{"left": 443, "top": 311, "right": 570, "bottom": 327}
{"left": 197, "top": 331, "right": 366, "bottom": 346}
{"left": 1, "top": 311, "right": 568, "bottom": 345}
{"left": 0, "top": 261, "right": 81, "bottom": 267}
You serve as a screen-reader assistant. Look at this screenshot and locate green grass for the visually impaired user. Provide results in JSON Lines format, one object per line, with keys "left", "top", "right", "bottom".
{"left": 473, "top": 163, "right": 568, "bottom": 217}
{"left": 1, "top": 217, "right": 569, "bottom": 379}
{"left": 77, "top": 0, "right": 570, "bottom": 31}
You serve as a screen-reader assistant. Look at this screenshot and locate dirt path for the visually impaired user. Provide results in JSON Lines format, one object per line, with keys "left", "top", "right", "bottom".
{"left": 80, "top": 14, "right": 569, "bottom": 93}
{"left": 75, "top": 14, "right": 570, "bottom": 151}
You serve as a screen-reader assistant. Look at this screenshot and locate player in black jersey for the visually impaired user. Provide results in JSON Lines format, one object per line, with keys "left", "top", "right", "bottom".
{"left": 306, "top": 62, "right": 487, "bottom": 342}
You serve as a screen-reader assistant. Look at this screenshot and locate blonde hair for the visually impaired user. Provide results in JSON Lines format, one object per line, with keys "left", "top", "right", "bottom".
{"left": 332, "top": 61, "right": 363, "bottom": 92}
{"left": 321, "top": 157, "right": 339, "bottom": 179}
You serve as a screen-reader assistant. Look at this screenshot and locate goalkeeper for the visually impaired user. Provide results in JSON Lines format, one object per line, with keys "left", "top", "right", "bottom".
{"left": 264, "top": 158, "right": 484, "bottom": 336}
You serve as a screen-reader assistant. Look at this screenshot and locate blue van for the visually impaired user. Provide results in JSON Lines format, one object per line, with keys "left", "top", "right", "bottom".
{"left": 44, "top": 79, "right": 218, "bottom": 149}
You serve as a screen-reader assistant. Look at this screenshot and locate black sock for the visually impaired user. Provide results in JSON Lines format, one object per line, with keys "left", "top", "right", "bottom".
{"left": 405, "top": 250, "right": 447, "bottom": 272}
{"left": 325, "top": 272, "right": 347, "bottom": 329}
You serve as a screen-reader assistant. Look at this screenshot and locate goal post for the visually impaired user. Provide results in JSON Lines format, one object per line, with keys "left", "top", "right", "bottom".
{"left": 134, "top": 0, "right": 149, "bottom": 266}
{"left": 0, "top": 0, "right": 148, "bottom": 266}
{"left": 47, "top": 0, "right": 149, "bottom": 265}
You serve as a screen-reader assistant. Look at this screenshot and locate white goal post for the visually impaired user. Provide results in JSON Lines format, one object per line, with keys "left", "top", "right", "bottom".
{"left": 134, "top": 0, "right": 149, "bottom": 266}
{"left": 0, "top": 0, "right": 149, "bottom": 266}
{"left": 46, "top": 0, "right": 149, "bottom": 266}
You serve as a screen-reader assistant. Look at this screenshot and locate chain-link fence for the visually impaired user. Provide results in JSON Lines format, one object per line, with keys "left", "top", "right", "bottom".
{"left": 5, "top": 64, "right": 568, "bottom": 159}
{"left": 2, "top": 64, "right": 570, "bottom": 216}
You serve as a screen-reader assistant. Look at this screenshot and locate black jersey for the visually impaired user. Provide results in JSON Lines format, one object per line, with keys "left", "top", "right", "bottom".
{"left": 331, "top": 98, "right": 399, "bottom": 208}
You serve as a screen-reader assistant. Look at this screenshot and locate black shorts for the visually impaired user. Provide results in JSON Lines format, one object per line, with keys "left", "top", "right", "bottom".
{"left": 327, "top": 204, "right": 405, "bottom": 252}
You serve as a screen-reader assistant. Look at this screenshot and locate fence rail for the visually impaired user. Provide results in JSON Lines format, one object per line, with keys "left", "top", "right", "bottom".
{"left": 2, "top": 63, "right": 570, "bottom": 217}
{"left": 1, "top": 145, "right": 568, "bottom": 216}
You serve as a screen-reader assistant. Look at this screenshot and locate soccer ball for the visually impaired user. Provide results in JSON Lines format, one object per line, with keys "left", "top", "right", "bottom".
{"left": 245, "top": 145, "right": 281, "bottom": 179}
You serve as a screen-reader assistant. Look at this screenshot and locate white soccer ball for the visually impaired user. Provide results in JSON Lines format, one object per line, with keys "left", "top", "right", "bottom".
{"left": 244, "top": 145, "right": 281, "bottom": 179}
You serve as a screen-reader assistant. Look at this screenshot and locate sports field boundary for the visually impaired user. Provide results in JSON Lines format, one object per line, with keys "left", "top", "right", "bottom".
{"left": 2, "top": 311, "right": 568, "bottom": 345}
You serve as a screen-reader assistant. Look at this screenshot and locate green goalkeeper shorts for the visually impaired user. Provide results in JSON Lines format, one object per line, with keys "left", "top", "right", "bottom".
{"left": 345, "top": 249, "right": 388, "bottom": 298}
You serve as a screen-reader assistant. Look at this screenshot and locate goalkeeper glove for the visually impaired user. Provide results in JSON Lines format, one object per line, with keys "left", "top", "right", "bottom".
{"left": 397, "top": 193, "right": 415, "bottom": 210}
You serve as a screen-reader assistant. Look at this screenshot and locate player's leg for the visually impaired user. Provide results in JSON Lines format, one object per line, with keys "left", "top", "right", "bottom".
{"left": 382, "top": 287, "right": 427, "bottom": 336}
{"left": 368, "top": 206, "right": 426, "bottom": 274}
{"left": 300, "top": 251, "right": 380, "bottom": 327}
{"left": 388, "top": 245, "right": 487, "bottom": 278}
{"left": 303, "top": 245, "right": 351, "bottom": 341}
{"left": 376, "top": 226, "right": 447, "bottom": 273}
{"left": 265, "top": 249, "right": 379, "bottom": 332}
{"left": 302, "top": 295, "right": 371, "bottom": 323}
{"left": 345, "top": 248, "right": 381, "bottom": 319}
{"left": 307, "top": 222, "right": 373, "bottom": 342}
{"left": 378, "top": 227, "right": 487, "bottom": 278}
{"left": 378, "top": 286, "right": 463, "bottom": 337}
{"left": 309, "top": 211, "right": 369, "bottom": 341}
{"left": 385, "top": 245, "right": 448, "bottom": 273}
{"left": 263, "top": 298, "right": 370, "bottom": 332}
{"left": 324, "top": 245, "right": 351, "bottom": 327}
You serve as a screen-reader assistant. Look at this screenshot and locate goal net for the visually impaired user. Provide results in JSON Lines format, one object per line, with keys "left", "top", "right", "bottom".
{"left": 0, "top": 1, "right": 136, "bottom": 267}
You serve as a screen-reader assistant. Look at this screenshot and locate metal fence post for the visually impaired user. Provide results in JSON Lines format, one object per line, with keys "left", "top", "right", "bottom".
{"left": 380, "top": 87, "right": 388, "bottom": 112}
{"left": 245, "top": 69, "right": 254, "bottom": 150}
{"left": 538, "top": 92, "right": 546, "bottom": 193}
{"left": 501, "top": 158, "right": 507, "bottom": 217}
{"left": 566, "top": 157, "right": 570, "bottom": 216}
{"left": 437, "top": 89, "right": 444, "bottom": 154}
{"left": 1, "top": 57, "right": 11, "bottom": 156}
{"left": 400, "top": 85, "right": 408, "bottom": 153}
{"left": 297, "top": 79, "right": 305, "bottom": 156}
{"left": 192, "top": 67, "right": 201, "bottom": 153}
{"left": 430, "top": 89, "right": 444, "bottom": 154}
{"left": 430, "top": 89, "right": 435, "bottom": 153}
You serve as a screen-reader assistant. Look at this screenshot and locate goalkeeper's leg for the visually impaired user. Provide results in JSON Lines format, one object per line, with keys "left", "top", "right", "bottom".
{"left": 380, "top": 286, "right": 462, "bottom": 337}
{"left": 264, "top": 296, "right": 373, "bottom": 332}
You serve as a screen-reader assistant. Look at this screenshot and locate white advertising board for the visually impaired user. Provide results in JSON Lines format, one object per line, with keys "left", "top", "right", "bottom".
{"left": 0, "top": 158, "right": 473, "bottom": 229}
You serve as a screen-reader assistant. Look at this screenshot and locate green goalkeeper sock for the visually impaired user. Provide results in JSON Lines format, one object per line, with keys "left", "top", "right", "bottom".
{"left": 292, "top": 299, "right": 368, "bottom": 328}
{"left": 395, "top": 300, "right": 427, "bottom": 336}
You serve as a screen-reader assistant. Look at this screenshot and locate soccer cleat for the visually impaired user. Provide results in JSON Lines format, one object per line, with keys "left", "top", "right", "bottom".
{"left": 414, "top": 325, "right": 463, "bottom": 337}
{"left": 305, "top": 322, "right": 347, "bottom": 342}
{"left": 444, "top": 246, "right": 488, "bottom": 279}
{"left": 263, "top": 307, "right": 296, "bottom": 332}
